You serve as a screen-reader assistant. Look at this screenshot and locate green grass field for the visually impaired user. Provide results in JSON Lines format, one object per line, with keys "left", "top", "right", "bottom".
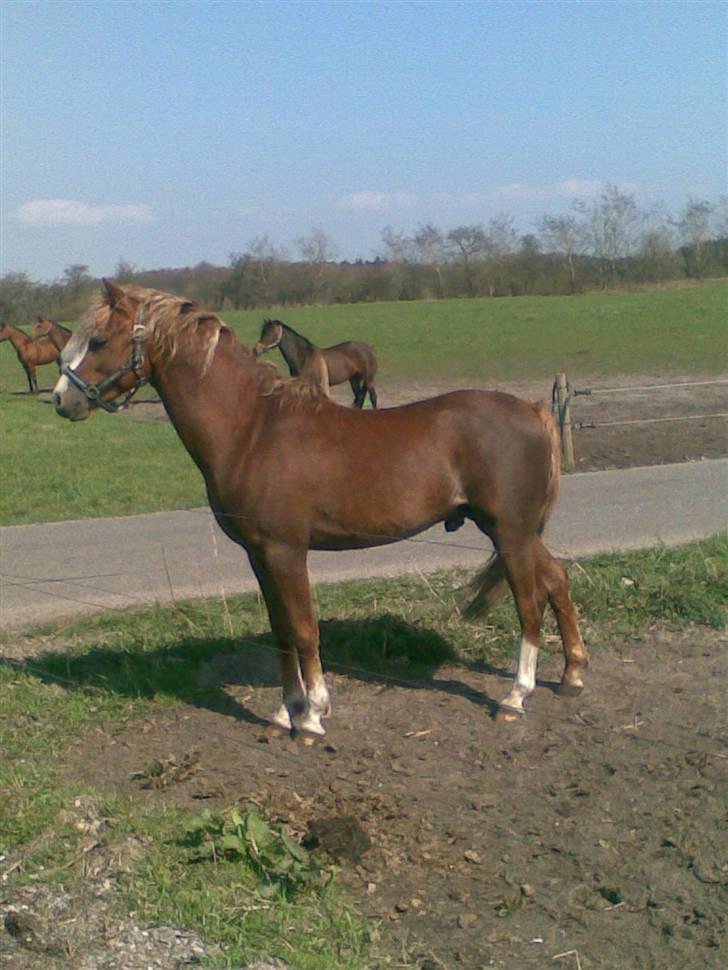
{"left": 1, "top": 538, "right": 725, "bottom": 968}
{"left": 1, "top": 282, "right": 725, "bottom": 525}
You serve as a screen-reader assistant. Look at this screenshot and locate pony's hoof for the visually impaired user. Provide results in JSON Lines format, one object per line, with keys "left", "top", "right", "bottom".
{"left": 291, "top": 727, "right": 324, "bottom": 747}
{"left": 264, "top": 723, "right": 288, "bottom": 739}
{"left": 495, "top": 705, "right": 525, "bottom": 723}
{"left": 558, "top": 681, "right": 584, "bottom": 698}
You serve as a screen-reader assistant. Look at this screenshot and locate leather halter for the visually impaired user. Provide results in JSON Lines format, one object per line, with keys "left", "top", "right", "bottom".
{"left": 61, "top": 320, "right": 148, "bottom": 413}
{"left": 262, "top": 322, "right": 283, "bottom": 350}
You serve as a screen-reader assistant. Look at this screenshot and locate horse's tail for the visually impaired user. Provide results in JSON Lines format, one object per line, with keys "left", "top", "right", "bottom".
{"left": 461, "top": 553, "right": 507, "bottom": 619}
{"left": 461, "top": 399, "right": 561, "bottom": 620}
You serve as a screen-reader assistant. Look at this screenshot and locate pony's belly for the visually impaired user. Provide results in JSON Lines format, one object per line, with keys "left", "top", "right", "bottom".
{"left": 308, "top": 514, "right": 444, "bottom": 551}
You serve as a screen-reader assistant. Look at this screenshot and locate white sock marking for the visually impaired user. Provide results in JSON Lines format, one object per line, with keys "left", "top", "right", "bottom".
{"left": 501, "top": 638, "right": 539, "bottom": 712}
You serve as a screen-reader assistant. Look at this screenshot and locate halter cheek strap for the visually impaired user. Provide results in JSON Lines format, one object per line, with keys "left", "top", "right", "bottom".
{"left": 61, "top": 320, "right": 149, "bottom": 413}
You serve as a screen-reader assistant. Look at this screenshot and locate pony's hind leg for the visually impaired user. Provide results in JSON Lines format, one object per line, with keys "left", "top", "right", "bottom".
{"left": 248, "top": 544, "right": 330, "bottom": 735}
{"left": 540, "top": 549, "right": 588, "bottom": 695}
{"left": 496, "top": 536, "right": 549, "bottom": 719}
{"left": 367, "top": 381, "right": 378, "bottom": 408}
{"left": 349, "top": 376, "right": 364, "bottom": 408}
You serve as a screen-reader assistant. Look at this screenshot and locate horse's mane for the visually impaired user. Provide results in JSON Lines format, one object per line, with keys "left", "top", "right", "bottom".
{"left": 264, "top": 318, "right": 315, "bottom": 351}
{"left": 84, "top": 286, "right": 223, "bottom": 375}
{"left": 39, "top": 317, "right": 72, "bottom": 336}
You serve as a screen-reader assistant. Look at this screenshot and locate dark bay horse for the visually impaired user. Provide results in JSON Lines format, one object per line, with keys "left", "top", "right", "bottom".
{"left": 53, "top": 281, "right": 587, "bottom": 735}
{"left": 30, "top": 316, "right": 73, "bottom": 354}
{"left": 0, "top": 319, "right": 70, "bottom": 393}
{"left": 254, "top": 319, "right": 378, "bottom": 408}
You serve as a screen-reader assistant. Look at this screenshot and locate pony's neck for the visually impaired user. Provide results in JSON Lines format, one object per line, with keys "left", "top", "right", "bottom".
{"left": 149, "top": 327, "right": 259, "bottom": 480}
{"left": 2, "top": 325, "right": 29, "bottom": 348}
{"left": 279, "top": 326, "right": 311, "bottom": 374}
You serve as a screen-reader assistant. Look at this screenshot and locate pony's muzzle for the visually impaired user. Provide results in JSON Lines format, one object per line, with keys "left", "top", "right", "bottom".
{"left": 53, "top": 381, "right": 90, "bottom": 421}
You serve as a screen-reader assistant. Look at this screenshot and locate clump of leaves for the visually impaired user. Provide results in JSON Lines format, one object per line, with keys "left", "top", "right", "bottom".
{"left": 180, "top": 806, "right": 331, "bottom": 897}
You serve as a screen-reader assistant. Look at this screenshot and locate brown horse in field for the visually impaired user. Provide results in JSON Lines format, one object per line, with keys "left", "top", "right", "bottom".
{"left": 0, "top": 319, "right": 70, "bottom": 393}
{"left": 254, "top": 318, "right": 378, "bottom": 408}
{"left": 53, "top": 281, "right": 587, "bottom": 735}
{"left": 30, "top": 316, "right": 73, "bottom": 354}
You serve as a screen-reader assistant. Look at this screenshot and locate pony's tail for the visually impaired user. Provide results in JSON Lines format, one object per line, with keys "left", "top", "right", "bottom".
{"left": 461, "top": 400, "right": 561, "bottom": 620}
{"left": 461, "top": 553, "right": 507, "bottom": 619}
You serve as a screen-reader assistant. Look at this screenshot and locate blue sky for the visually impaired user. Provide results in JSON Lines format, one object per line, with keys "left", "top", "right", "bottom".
{"left": 2, "top": 0, "right": 725, "bottom": 281}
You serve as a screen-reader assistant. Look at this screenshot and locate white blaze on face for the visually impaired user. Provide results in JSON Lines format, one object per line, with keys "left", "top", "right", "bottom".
{"left": 53, "top": 334, "right": 89, "bottom": 398}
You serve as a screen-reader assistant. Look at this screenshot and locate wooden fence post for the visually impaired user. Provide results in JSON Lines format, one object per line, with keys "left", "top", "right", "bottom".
{"left": 555, "top": 372, "right": 575, "bottom": 470}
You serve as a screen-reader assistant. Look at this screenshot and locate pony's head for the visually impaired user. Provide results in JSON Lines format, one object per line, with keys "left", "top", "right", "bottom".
{"left": 253, "top": 319, "right": 284, "bottom": 357}
{"left": 52, "top": 280, "right": 155, "bottom": 421}
{"left": 30, "top": 317, "right": 54, "bottom": 339}
{"left": 53, "top": 281, "right": 225, "bottom": 421}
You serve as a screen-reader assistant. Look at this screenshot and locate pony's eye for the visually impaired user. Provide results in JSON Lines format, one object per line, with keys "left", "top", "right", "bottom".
{"left": 88, "top": 337, "right": 107, "bottom": 352}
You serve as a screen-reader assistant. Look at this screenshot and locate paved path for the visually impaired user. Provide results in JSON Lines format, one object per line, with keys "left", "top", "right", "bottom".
{"left": 1, "top": 459, "right": 726, "bottom": 630}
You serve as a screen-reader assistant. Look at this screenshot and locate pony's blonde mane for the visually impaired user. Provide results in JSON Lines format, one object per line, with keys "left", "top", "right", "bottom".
{"left": 86, "top": 286, "right": 223, "bottom": 376}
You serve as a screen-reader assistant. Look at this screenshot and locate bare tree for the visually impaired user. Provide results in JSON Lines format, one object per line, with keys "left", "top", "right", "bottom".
{"left": 115, "top": 259, "right": 138, "bottom": 282}
{"left": 296, "top": 227, "right": 337, "bottom": 264}
{"left": 62, "top": 264, "right": 93, "bottom": 294}
{"left": 573, "top": 184, "right": 643, "bottom": 287}
{"left": 446, "top": 225, "right": 487, "bottom": 296}
{"left": 486, "top": 212, "right": 518, "bottom": 256}
{"left": 379, "top": 225, "right": 415, "bottom": 262}
{"left": 671, "top": 197, "right": 715, "bottom": 278}
{"left": 413, "top": 223, "right": 446, "bottom": 296}
{"left": 295, "top": 228, "right": 338, "bottom": 302}
{"left": 538, "top": 214, "right": 579, "bottom": 292}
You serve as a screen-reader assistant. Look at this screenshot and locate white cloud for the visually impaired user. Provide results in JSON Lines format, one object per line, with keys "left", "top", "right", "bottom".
{"left": 339, "top": 191, "right": 417, "bottom": 211}
{"left": 15, "top": 199, "right": 154, "bottom": 227}
{"left": 498, "top": 179, "right": 607, "bottom": 204}
{"left": 553, "top": 178, "right": 606, "bottom": 198}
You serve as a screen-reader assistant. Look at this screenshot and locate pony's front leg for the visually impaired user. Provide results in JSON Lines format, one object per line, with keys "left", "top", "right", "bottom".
{"left": 248, "top": 544, "right": 330, "bottom": 735}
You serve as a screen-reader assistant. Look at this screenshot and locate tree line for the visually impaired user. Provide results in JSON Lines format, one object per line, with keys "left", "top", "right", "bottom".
{"left": 2, "top": 188, "right": 726, "bottom": 324}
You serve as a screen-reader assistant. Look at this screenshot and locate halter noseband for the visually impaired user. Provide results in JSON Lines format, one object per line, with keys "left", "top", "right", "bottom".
{"left": 261, "top": 322, "right": 283, "bottom": 351}
{"left": 61, "top": 319, "right": 148, "bottom": 413}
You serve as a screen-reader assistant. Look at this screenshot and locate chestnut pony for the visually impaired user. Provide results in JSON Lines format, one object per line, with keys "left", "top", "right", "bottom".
{"left": 254, "top": 318, "right": 378, "bottom": 408}
{"left": 53, "top": 281, "right": 587, "bottom": 735}
{"left": 0, "top": 318, "right": 70, "bottom": 393}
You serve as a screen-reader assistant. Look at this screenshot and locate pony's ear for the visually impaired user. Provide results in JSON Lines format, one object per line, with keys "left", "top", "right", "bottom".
{"left": 180, "top": 301, "right": 196, "bottom": 315}
{"left": 102, "top": 278, "right": 126, "bottom": 308}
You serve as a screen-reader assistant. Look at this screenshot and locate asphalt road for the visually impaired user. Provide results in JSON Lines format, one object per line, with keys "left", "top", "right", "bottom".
{"left": 1, "top": 459, "right": 726, "bottom": 630}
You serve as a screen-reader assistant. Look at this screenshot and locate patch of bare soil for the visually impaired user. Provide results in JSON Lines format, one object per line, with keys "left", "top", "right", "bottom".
{"left": 124, "top": 371, "right": 728, "bottom": 472}
{"left": 3, "top": 625, "right": 722, "bottom": 969}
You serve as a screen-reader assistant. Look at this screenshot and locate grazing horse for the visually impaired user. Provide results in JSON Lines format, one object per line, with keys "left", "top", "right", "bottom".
{"left": 53, "top": 281, "right": 587, "bottom": 735}
{"left": 254, "top": 319, "right": 378, "bottom": 408}
{"left": 0, "top": 320, "right": 69, "bottom": 393}
{"left": 30, "top": 316, "right": 73, "bottom": 354}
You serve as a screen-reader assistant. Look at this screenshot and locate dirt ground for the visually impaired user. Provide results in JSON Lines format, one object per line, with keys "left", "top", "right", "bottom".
{"left": 2, "top": 372, "right": 726, "bottom": 969}
{"left": 1, "top": 626, "right": 724, "bottom": 970}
